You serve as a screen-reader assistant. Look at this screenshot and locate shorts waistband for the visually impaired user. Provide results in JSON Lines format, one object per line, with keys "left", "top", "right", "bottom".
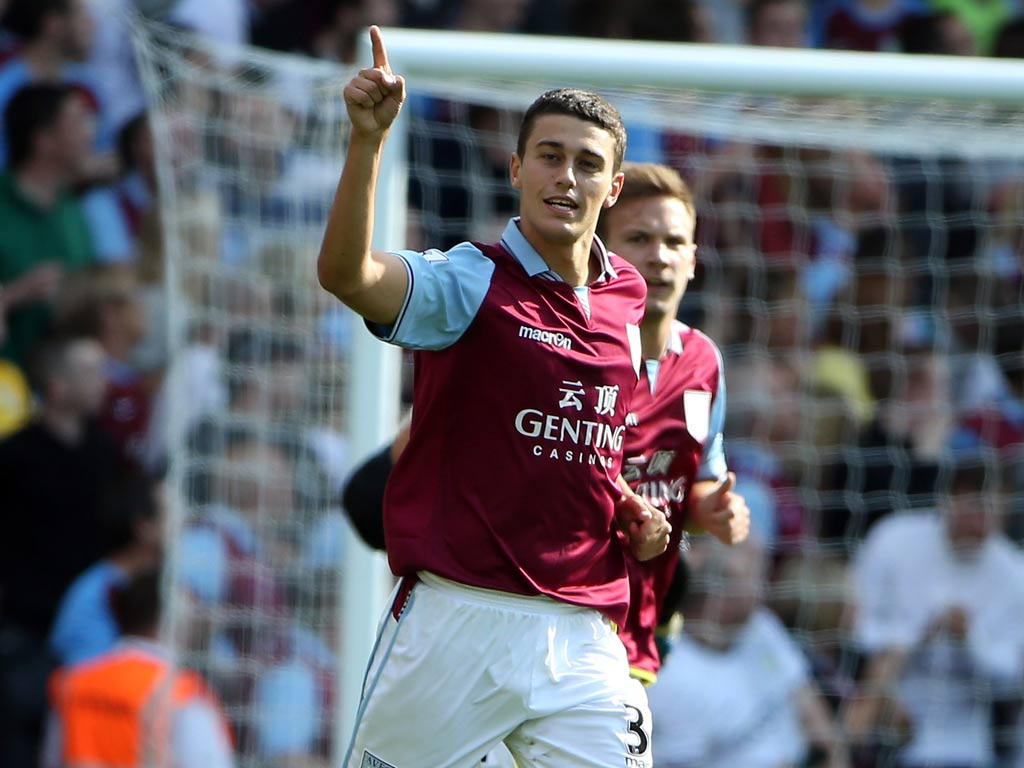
{"left": 418, "top": 572, "right": 591, "bottom": 616}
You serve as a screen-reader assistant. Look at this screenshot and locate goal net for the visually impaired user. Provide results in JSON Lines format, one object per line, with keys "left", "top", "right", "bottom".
{"left": 130, "top": 17, "right": 1024, "bottom": 768}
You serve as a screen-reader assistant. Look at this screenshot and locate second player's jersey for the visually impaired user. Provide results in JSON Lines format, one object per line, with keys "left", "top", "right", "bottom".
{"left": 618, "top": 321, "right": 727, "bottom": 679}
{"left": 372, "top": 219, "right": 647, "bottom": 627}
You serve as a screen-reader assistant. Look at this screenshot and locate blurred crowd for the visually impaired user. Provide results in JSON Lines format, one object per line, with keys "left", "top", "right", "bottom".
{"left": 1, "top": 0, "right": 1023, "bottom": 767}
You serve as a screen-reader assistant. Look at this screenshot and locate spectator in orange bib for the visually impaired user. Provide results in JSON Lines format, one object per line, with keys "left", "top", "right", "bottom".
{"left": 43, "top": 568, "right": 235, "bottom": 768}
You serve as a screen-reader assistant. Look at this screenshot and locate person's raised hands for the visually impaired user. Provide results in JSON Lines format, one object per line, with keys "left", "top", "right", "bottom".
{"left": 344, "top": 25, "right": 406, "bottom": 138}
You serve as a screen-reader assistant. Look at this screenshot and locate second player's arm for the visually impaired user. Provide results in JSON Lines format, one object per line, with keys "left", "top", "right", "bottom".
{"left": 688, "top": 474, "right": 750, "bottom": 546}
{"left": 687, "top": 363, "right": 750, "bottom": 546}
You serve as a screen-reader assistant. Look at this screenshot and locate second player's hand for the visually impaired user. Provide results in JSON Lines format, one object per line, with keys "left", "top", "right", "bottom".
{"left": 344, "top": 25, "right": 406, "bottom": 138}
{"left": 690, "top": 473, "right": 750, "bottom": 546}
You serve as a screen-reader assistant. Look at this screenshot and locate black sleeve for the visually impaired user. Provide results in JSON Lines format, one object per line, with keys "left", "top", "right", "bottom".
{"left": 340, "top": 443, "right": 393, "bottom": 551}
{"left": 657, "top": 555, "right": 689, "bottom": 627}
{"left": 992, "top": 695, "right": 1022, "bottom": 764}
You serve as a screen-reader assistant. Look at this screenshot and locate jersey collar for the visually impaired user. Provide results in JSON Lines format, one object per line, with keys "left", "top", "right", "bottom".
{"left": 666, "top": 319, "right": 686, "bottom": 356}
{"left": 501, "top": 217, "right": 617, "bottom": 283}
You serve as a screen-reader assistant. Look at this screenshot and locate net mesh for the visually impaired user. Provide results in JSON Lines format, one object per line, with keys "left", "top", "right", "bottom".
{"left": 131, "top": 17, "right": 1024, "bottom": 767}
{"left": 132, "top": 21, "right": 355, "bottom": 766}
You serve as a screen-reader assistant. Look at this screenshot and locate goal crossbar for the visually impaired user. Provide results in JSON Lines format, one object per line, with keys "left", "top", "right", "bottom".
{"left": 374, "top": 27, "right": 1024, "bottom": 103}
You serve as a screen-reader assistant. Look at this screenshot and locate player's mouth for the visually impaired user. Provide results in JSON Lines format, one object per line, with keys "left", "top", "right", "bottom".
{"left": 646, "top": 278, "right": 674, "bottom": 291}
{"left": 543, "top": 196, "right": 578, "bottom": 217}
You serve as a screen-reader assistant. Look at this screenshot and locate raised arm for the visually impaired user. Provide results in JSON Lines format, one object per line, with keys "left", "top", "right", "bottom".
{"left": 317, "top": 26, "right": 410, "bottom": 325}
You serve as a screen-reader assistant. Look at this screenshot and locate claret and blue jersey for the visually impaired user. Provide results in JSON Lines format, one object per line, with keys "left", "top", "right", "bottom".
{"left": 619, "top": 320, "right": 729, "bottom": 680}
{"left": 368, "top": 218, "right": 647, "bottom": 628}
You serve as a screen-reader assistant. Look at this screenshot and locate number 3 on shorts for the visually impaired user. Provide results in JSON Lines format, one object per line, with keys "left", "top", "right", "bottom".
{"left": 625, "top": 704, "right": 650, "bottom": 756}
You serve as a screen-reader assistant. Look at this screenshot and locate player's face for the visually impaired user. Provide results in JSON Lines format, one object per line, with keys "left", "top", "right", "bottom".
{"left": 602, "top": 195, "right": 696, "bottom": 320}
{"left": 510, "top": 114, "right": 623, "bottom": 251}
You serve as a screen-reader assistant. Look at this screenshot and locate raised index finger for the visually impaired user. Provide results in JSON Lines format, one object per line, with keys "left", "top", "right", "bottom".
{"left": 370, "top": 25, "right": 391, "bottom": 72}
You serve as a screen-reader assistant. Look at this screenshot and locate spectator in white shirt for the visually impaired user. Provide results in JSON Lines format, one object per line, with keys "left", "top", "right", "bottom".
{"left": 648, "top": 536, "right": 848, "bottom": 768}
{"left": 846, "top": 454, "right": 1024, "bottom": 768}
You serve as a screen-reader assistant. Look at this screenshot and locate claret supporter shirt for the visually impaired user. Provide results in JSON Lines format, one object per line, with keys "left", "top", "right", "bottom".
{"left": 618, "top": 320, "right": 728, "bottom": 679}
{"left": 370, "top": 218, "right": 646, "bottom": 626}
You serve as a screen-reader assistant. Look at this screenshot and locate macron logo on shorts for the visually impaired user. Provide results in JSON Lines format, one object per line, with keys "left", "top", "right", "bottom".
{"left": 519, "top": 324, "right": 573, "bottom": 350}
{"left": 360, "top": 751, "right": 397, "bottom": 768}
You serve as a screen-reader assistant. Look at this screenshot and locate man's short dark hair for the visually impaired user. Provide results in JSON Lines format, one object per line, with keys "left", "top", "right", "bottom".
{"left": 2, "top": 0, "right": 71, "bottom": 42}
{"left": 111, "top": 567, "right": 163, "bottom": 637}
{"left": 4, "top": 83, "right": 76, "bottom": 170}
{"left": 26, "top": 333, "right": 80, "bottom": 395}
{"left": 98, "top": 470, "right": 159, "bottom": 555}
{"left": 945, "top": 453, "right": 1001, "bottom": 496}
{"left": 117, "top": 112, "right": 149, "bottom": 171}
{"left": 516, "top": 88, "right": 627, "bottom": 173}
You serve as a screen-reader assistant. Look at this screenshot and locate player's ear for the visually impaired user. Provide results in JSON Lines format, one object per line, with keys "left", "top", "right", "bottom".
{"left": 684, "top": 245, "right": 697, "bottom": 280}
{"left": 603, "top": 170, "right": 625, "bottom": 208}
{"left": 509, "top": 153, "right": 522, "bottom": 190}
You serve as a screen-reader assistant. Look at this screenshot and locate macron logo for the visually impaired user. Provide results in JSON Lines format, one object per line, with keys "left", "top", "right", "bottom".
{"left": 519, "top": 325, "right": 573, "bottom": 350}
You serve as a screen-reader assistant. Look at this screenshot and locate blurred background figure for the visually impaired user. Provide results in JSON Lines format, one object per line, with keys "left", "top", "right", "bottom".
{"left": 48, "top": 468, "right": 165, "bottom": 666}
{"left": 0, "top": 334, "right": 117, "bottom": 767}
{"left": 43, "top": 568, "right": 235, "bottom": 768}
{"left": 0, "top": 0, "right": 111, "bottom": 170}
{"left": 812, "top": 0, "right": 929, "bottom": 52}
{"left": 0, "top": 83, "right": 95, "bottom": 368}
{"left": 54, "top": 267, "right": 157, "bottom": 468}
{"left": 648, "top": 536, "right": 849, "bottom": 768}
{"left": 747, "top": 0, "right": 810, "bottom": 47}
{"left": 845, "top": 454, "right": 1024, "bottom": 768}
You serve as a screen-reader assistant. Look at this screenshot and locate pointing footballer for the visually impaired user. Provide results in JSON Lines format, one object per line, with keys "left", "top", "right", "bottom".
{"left": 319, "top": 26, "right": 668, "bottom": 768}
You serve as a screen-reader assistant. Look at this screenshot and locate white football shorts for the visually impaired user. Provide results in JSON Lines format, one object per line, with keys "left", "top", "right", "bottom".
{"left": 342, "top": 571, "right": 653, "bottom": 768}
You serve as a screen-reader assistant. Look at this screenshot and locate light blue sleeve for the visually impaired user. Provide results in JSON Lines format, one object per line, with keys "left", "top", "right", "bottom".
{"left": 80, "top": 188, "right": 133, "bottom": 263}
{"left": 696, "top": 351, "right": 728, "bottom": 482}
{"left": 366, "top": 242, "right": 496, "bottom": 351}
{"left": 254, "top": 660, "right": 319, "bottom": 756}
{"left": 48, "top": 567, "right": 122, "bottom": 665}
{"left": 0, "top": 61, "right": 31, "bottom": 169}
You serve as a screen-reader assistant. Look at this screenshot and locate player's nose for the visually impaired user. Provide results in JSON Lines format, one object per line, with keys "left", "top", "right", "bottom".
{"left": 554, "top": 161, "right": 576, "bottom": 188}
{"left": 644, "top": 244, "right": 672, "bottom": 269}
{"left": 655, "top": 242, "right": 678, "bottom": 264}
